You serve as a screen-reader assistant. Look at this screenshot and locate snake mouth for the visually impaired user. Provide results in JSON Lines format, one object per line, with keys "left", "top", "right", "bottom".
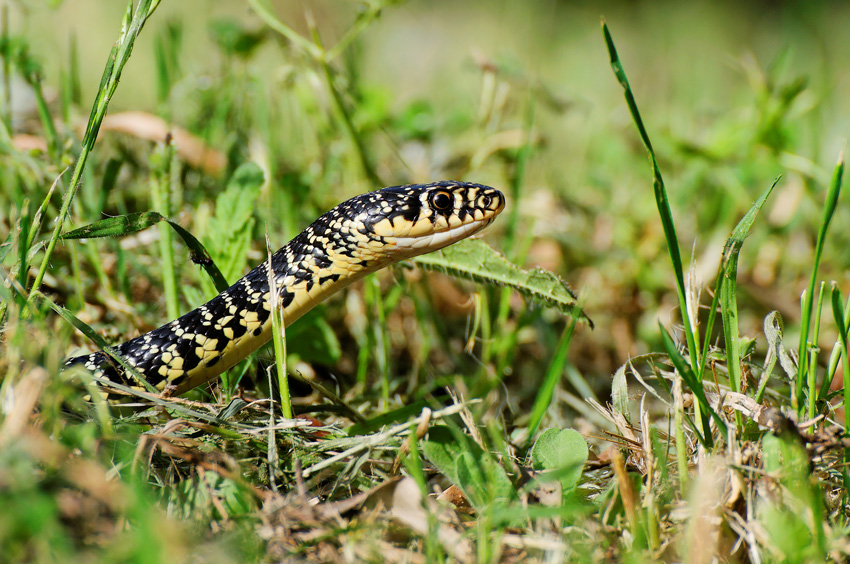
{"left": 392, "top": 214, "right": 499, "bottom": 254}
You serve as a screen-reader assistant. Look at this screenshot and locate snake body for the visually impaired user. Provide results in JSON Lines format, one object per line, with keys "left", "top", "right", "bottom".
{"left": 65, "top": 181, "right": 504, "bottom": 396}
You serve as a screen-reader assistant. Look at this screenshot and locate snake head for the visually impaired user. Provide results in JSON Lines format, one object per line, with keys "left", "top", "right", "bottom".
{"left": 363, "top": 181, "right": 505, "bottom": 257}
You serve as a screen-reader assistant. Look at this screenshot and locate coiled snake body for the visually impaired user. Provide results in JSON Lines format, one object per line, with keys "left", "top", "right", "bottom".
{"left": 65, "top": 181, "right": 504, "bottom": 396}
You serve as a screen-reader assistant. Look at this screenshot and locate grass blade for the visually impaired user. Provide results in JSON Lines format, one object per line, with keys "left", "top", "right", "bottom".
{"left": 150, "top": 140, "right": 179, "bottom": 319}
{"left": 659, "top": 322, "right": 728, "bottom": 447}
{"left": 796, "top": 148, "right": 844, "bottom": 412}
{"left": 43, "top": 293, "right": 158, "bottom": 394}
{"left": 366, "top": 276, "right": 391, "bottom": 403}
{"left": 17, "top": 47, "right": 60, "bottom": 163}
{"left": 602, "top": 21, "right": 700, "bottom": 368}
{"left": 266, "top": 235, "right": 292, "bottom": 420}
{"left": 830, "top": 285, "right": 850, "bottom": 433}
{"left": 61, "top": 212, "right": 167, "bottom": 239}
{"left": 719, "top": 177, "right": 779, "bottom": 429}
{"left": 1, "top": 5, "right": 10, "bottom": 131}
{"left": 246, "top": 0, "right": 320, "bottom": 59}
{"left": 526, "top": 318, "right": 578, "bottom": 443}
{"left": 830, "top": 283, "right": 850, "bottom": 505}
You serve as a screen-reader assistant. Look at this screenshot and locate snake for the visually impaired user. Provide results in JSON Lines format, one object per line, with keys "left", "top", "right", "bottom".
{"left": 65, "top": 181, "right": 505, "bottom": 396}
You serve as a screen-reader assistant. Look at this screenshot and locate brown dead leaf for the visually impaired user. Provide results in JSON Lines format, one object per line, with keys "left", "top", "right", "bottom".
{"left": 611, "top": 449, "right": 638, "bottom": 531}
{"left": 316, "top": 476, "right": 402, "bottom": 518}
{"left": 11, "top": 133, "right": 48, "bottom": 152}
{"left": 98, "top": 111, "right": 226, "bottom": 176}
{"left": 436, "top": 484, "right": 471, "bottom": 511}
{"left": 0, "top": 367, "right": 48, "bottom": 445}
{"left": 391, "top": 477, "right": 473, "bottom": 563}
{"left": 528, "top": 474, "right": 562, "bottom": 508}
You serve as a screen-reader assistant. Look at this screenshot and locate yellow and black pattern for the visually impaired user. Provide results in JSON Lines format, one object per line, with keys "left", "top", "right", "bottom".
{"left": 65, "top": 181, "right": 504, "bottom": 396}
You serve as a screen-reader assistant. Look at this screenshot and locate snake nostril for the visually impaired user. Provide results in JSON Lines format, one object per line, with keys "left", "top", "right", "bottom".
{"left": 480, "top": 195, "right": 492, "bottom": 208}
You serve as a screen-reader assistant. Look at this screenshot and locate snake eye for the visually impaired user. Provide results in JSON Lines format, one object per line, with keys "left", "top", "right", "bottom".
{"left": 430, "top": 190, "right": 453, "bottom": 211}
{"left": 480, "top": 195, "right": 492, "bottom": 208}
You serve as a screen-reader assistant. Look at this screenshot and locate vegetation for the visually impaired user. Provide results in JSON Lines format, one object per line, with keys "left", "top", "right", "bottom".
{"left": 2, "top": 1, "right": 850, "bottom": 562}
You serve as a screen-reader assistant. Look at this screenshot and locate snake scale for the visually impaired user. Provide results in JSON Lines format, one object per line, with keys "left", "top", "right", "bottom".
{"left": 65, "top": 181, "right": 505, "bottom": 396}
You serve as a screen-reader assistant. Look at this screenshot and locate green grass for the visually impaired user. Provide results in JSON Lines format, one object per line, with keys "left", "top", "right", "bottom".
{"left": 3, "top": 1, "right": 850, "bottom": 562}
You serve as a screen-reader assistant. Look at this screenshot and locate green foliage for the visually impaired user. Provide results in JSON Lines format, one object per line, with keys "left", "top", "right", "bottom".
{"left": 798, "top": 152, "right": 845, "bottom": 415}
{"left": 28, "top": 0, "right": 162, "bottom": 300}
{"left": 413, "top": 238, "right": 592, "bottom": 325}
{"left": 393, "top": 100, "right": 436, "bottom": 141}
{"left": 169, "top": 472, "right": 256, "bottom": 520}
{"left": 760, "top": 434, "right": 828, "bottom": 563}
{"left": 421, "top": 426, "right": 515, "bottom": 513}
{"left": 204, "top": 162, "right": 265, "bottom": 288}
{"left": 62, "top": 211, "right": 229, "bottom": 292}
{"left": 720, "top": 178, "right": 779, "bottom": 430}
{"left": 530, "top": 428, "right": 588, "bottom": 493}
{"left": 527, "top": 319, "right": 579, "bottom": 441}
{"left": 285, "top": 307, "right": 341, "bottom": 366}
{"left": 208, "top": 19, "right": 267, "bottom": 59}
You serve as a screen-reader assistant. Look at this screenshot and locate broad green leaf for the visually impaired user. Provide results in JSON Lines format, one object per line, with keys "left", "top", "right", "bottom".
{"left": 762, "top": 434, "right": 808, "bottom": 478}
{"left": 212, "top": 473, "right": 255, "bottom": 517}
{"left": 173, "top": 472, "right": 255, "bottom": 519}
{"left": 760, "top": 502, "right": 819, "bottom": 563}
{"left": 216, "top": 162, "right": 265, "bottom": 230}
{"left": 760, "top": 433, "right": 825, "bottom": 560}
{"left": 412, "top": 238, "right": 592, "bottom": 326}
{"left": 205, "top": 162, "right": 264, "bottom": 285}
{"left": 287, "top": 308, "right": 342, "bottom": 365}
{"left": 421, "top": 426, "right": 461, "bottom": 484}
{"left": 530, "top": 428, "right": 588, "bottom": 491}
{"left": 455, "top": 451, "right": 514, "bottom": 510}
{"left": 422, "top": 425, "right": 516, "bottom": 511}
{"left": 489, "top": 500, "right": 589, "bottom": 524}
